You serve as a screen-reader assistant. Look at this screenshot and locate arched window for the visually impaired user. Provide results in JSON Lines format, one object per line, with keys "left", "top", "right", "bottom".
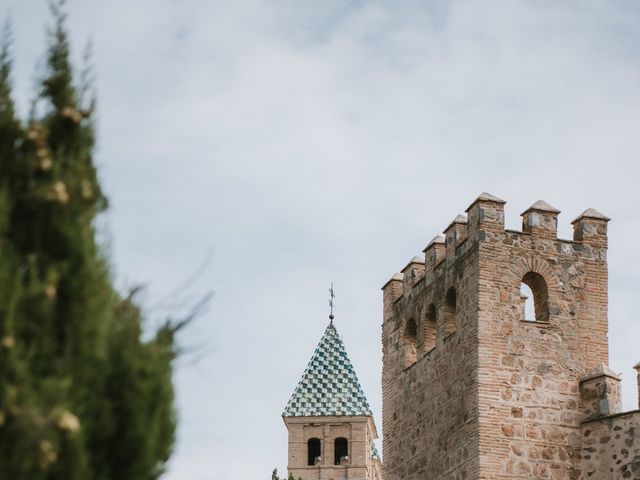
{"left": 443, "top": 287, "right": 457, "bottom": 337}
{"left": 423, "top": 304, "right": 436, "bottom": 353}
{"left": 521, "top": 272, "right": 549, "bottom": 323}
{"left": 403, "top": 318, "right": 417, "bottom": 369}
{"left": 307, "top": 438, "right": 321, "bottom": 466}
{"left": 334, "top": 437, "right": 348, "bottom": 465}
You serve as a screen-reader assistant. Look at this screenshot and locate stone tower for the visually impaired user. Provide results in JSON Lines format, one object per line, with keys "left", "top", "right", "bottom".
{"left": 283, "top": 321, "right": 382, "bottom": 480}
{"left": 380, "top": 193, "right": 634, "bottom": 479}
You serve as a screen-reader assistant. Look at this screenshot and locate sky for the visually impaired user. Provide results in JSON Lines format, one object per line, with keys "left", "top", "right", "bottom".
{"left": 5, "top": 1, "right": 640, "bottom": 478}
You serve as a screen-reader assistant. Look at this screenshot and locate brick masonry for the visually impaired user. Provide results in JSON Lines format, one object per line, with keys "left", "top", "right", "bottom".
{"left": 381, "top": 193, "right": 640, "bottom": 480}
{"left": 284, "top": 416, "right": 382, "bottom": 480}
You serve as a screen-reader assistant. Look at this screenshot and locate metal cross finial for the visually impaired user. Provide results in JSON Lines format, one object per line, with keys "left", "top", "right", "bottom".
{"left": 329, "top": 282, "right": 335, "bottom": 323}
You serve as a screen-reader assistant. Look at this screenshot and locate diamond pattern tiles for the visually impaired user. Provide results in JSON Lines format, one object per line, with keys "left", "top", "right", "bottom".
{"left": 283, "top": 322, "right": 372, "bottom": 417}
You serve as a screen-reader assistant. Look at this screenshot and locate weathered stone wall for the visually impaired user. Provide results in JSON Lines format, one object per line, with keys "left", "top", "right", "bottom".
{"left": 381, "top": 194, "right": 611, "bottom": 480}
{"left": 475, "top": 202, "right": 609, "bottom": 479}
{"left": 381, "top": 206, "right": 482, "bottom": 480}
{"left": 579, "top": 366, "right": 640, "bottom": 479}
{"left": 582, "top": 411, "right": 640, "bottom": 479}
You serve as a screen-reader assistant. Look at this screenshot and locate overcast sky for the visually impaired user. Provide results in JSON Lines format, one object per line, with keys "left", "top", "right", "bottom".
{"left": 6, "top": 1, "right": 640, "bottom": 479}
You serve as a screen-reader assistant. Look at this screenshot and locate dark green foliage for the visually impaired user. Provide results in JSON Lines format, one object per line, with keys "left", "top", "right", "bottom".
{"left": 271, "top": 468, "right": 302, "bottom": 480}
{"left": 0, "top": 2, "right": 178, "bottom": 479}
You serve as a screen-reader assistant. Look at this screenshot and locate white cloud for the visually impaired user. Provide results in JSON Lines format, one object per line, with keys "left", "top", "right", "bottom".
{"left": 6, "top": 1, "right": 640, "bottom": 478}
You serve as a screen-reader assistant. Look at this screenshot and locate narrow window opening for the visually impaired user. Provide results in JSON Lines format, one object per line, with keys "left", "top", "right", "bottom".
{"left": 308, "top": 438, "right": 321, "bottom": 466}
{"left": 423, "top": 304, "right": 436, "bottom": 353}
{"left": 521, "top": 272, "right": 549, "bottom": 323}
{"left": 403, "top": 318, "right": 417, "bottom": 369}
{"left": 334, "top": 437, "right": 348, "bottom": 465}
{"left": 443, "top": 287, "right": 457, "bottom": 337}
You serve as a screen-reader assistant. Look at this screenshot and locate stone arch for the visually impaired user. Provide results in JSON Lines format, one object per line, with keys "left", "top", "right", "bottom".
{"left": 514, "top": 256, "right": 558, "bottom": 322}
{"left": 515, "top": 256, "right": 559, "bottom": 290}
{"left": 442, "top": 287, "right": 457, "bottom": 337}
{"left": 521, "top": 272, "right": 549, "bottom": 323}
{"left": 423, "top": 303, "right": 437, "bottom": 353}
{"left": 403, "top": 318, "right": 418, "bottom": 369}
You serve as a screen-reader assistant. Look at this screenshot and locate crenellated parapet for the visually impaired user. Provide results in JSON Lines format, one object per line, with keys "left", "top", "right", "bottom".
{"left": 381, "top": 192, "right": 614, "bottom": 480}
{"left": 465, "top": 191, "right": 506, "bottom": 239}
{"left": 423, "top": 236, "right": 444, "bottom": 282}
{"left": 381, "top": 273, "right": 404, "bottom": 321}
{"left": 381, "top": 192, "right": 610, "bottom": 316}
{"left": 572, "top": 208, "right": 610, "bottom": 248}
{"left": 579, "top": 364, "right": 622, "bottom": 421}
{"left": 444, "top": 214, "right": 468, "bottom": 257}
{"left": 401, "top": 255, "right": 425, "bottom": 289}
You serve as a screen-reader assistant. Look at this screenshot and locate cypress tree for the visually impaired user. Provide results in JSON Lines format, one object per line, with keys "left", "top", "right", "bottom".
{"left": 0, "top": 3, "right": 178, "bottom": 478}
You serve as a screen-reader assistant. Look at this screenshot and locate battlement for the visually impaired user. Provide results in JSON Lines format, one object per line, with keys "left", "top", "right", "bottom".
{"left": 382, "top": 193, "right": 609, "bottom": 313}
{"left": 381, "top": 193, "right": 612, "bottom": 480}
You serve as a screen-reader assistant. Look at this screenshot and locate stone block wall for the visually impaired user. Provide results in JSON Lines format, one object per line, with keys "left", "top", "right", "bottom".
{"left": 382, "top": 217, "right": 480, "bottom": 480}
{"left": 381, "top": 194, "right": 612, "bottom": 480}
{"left": 475, "top": 201, "right": 609, "bottom": 479}
{"left": 579, "top": 365, "right": 640, "bottom": 479}
{"left": 582, "top": 412, "right": 640, "bottom": 479}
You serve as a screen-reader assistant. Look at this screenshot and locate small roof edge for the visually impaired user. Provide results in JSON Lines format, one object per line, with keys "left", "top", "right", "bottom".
{"left": 465, "top": 192, "right": 506, "bottom": 212}
{"left": 402, "top": 255, "right": 425, "bottom": 272}
{"left": 381, "top": 272, "right": 404, "bottom": 290}
{"left": 520, "top": 200, "right": 561, "bottom": 216}
{"left": 423, "top": 236, "right": 445, "bottom": 252}
{"left": 571, "top": 208, "right": 610, "bottom": 224}
{"left": 444, "top": 214, "right": 468, "bottom": 232}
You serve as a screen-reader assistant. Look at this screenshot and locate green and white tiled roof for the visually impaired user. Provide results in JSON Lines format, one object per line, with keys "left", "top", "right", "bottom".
{"left": 283, "top": 322, "right": 372, "bottom": 417}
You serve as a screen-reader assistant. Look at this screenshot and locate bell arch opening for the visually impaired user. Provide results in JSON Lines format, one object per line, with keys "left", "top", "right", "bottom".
{"left": 334, "top": 437, "right": 348, "bottom": 465}
{"left": 307, "top": 438, "right": 321, "bottom": 466}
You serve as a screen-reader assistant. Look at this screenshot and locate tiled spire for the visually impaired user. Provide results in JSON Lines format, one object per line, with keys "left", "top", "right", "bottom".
{"left": 282, "top": 322, "right": 372, "bottom": 417}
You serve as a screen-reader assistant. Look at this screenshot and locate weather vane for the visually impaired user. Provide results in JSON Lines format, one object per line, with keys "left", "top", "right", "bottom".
{"left": 329, "top": 282, "right": 335, "bottom": 323}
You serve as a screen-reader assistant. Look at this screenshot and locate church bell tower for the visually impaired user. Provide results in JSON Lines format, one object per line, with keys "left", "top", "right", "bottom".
{"left": 282, "top": 302, "right": 382, "bottom": 480}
